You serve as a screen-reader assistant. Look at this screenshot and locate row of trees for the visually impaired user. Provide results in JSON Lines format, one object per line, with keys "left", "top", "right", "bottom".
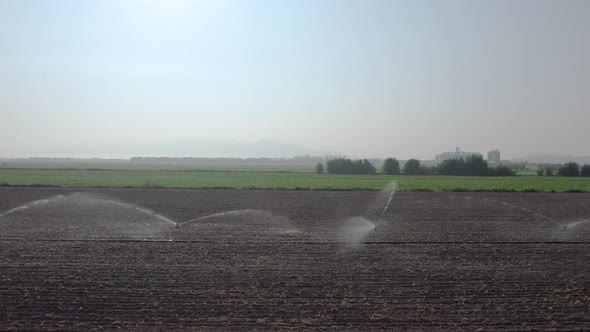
{"left": 381, "top": 158, "right": 422, "bottom": 175}
{"left": 316, "top": 157, "right": 589, "bottom": 176}
{"left": 381, "top": 156, "right": 515, "bottom": 176}
{"left": 315, "top": 158, "right": 414, "bottom": 175}
{"left": 437, "top": 155, "right": 515, "bottom": 176}
{"left": 320, "top": 158, "right": 377, "bottom": 175}
{"left": 316, "top": 156, "right": 514, "bottom": 176}
{"left": 537, "top": 162, "right": 590, "bottom": 177}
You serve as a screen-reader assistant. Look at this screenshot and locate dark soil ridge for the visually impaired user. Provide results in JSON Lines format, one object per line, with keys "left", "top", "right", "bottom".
{"left": 0, "top": 183, "right": 587, "bottom": 193}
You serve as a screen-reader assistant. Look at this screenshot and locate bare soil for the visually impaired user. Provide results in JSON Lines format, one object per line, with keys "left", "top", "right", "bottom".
{"left": 0, "top": 187, "right": 588, "bottom": 330}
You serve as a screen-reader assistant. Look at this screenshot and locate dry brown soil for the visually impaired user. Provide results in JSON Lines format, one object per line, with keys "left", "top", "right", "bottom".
{"left": 0, "top": 187, "right": 588, "bottom": 330}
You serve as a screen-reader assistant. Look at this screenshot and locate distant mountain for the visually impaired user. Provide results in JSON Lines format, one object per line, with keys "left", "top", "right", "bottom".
{"left": 511, "top": 154, "right": 590, "bottom": 164}
{"left": 7, "top": 139, "right": 338, "bottom": 159}
{"left": 132, "top": 139, "right": 337, "bottom": 158}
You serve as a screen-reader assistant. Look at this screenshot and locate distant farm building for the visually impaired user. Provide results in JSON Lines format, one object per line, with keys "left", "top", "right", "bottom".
{"left": 487, "top": 149, "right": 501, "bottom": 163}
{"left": 436, "top": 147, "right": 482, "bottom": 163}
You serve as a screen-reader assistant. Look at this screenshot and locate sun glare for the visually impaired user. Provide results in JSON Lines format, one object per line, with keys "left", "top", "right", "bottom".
{"left": 131, "top": 0, "right": 201, "bottom": 16}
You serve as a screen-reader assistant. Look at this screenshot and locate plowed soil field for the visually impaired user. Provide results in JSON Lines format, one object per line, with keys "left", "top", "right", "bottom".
{"left": 1, "top": 187, "right": 589, "bottom": 330}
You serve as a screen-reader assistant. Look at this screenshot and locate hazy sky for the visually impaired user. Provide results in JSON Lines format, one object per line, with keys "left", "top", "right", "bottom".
{"left": 1, "top": 0, "right": 589, "bottom": 159}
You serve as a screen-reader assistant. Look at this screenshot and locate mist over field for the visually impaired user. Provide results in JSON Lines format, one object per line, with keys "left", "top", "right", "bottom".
{"left": 1, "top": 0, "right": 590, "bottom": 159}
{"left": 0, "top": 138, "right": 335, "bottom": 159}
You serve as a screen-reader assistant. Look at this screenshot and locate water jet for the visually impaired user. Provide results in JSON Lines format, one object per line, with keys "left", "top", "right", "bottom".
{"left": 0, "top": 193, "right": 177, "bottom": 240}
{"left": 374, "top": 182, "right": 396, "bottom": 231}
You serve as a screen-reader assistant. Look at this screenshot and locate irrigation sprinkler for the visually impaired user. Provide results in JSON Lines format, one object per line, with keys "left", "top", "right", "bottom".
{"left": 375, "top": 182, "right": 396, "bottom": 232}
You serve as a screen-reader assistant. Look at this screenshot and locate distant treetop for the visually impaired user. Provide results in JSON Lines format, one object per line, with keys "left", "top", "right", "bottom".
{"left": 326, "top": 158, "right": 376, "bottom": 175}
{"left": 382, "top": 158, "right": 400, "bottom": 175}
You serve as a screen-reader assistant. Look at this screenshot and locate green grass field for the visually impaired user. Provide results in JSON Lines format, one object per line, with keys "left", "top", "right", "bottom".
{"left": 1, "top": 168, "right": 589, "bottom": 192}
{"left": 0, "top": 160, "right": 312, "bottom": 172}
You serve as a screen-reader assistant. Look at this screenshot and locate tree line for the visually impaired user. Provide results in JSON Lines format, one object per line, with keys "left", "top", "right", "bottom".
{"left": 316, "top": 156, "right": 516, "bottom": 176}
{"left": 537, "top": 162, "right": 590, "bottom": 177}
{"left": 316, "top": 157, "right": 590, "bottom": 176}
{"left": 319, "top": 158, "right": 377, "bottom": 175}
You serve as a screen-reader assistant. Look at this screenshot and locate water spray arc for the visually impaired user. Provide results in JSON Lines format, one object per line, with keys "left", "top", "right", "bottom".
{"left": 104, "top": 199, "right": 177, "bottom": 226}
{"left": 374, "top": 182, "right": 396, "bottom": 231}
{"left": 564, "top": 218, "right": 590, "bottom": 230}
{"left": 178, "top": 209, "right": 301, "bottom": 236}
{"left": 482, "top": 198, "right": 566, "bottom": 230}
{"left": 338, "top": 182, "right": 396, "bottom": 247}
{"left": 464, "top": 196, "right": 590, "bottom": 233}
{"left": 0, "top": 196, "right": 63, "bottom": 219}
{"left": 180, "top": 210, "right": 260, "bottom": 225}
{"left": 0, "top": 194, "right": 178, "bottom": 228}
